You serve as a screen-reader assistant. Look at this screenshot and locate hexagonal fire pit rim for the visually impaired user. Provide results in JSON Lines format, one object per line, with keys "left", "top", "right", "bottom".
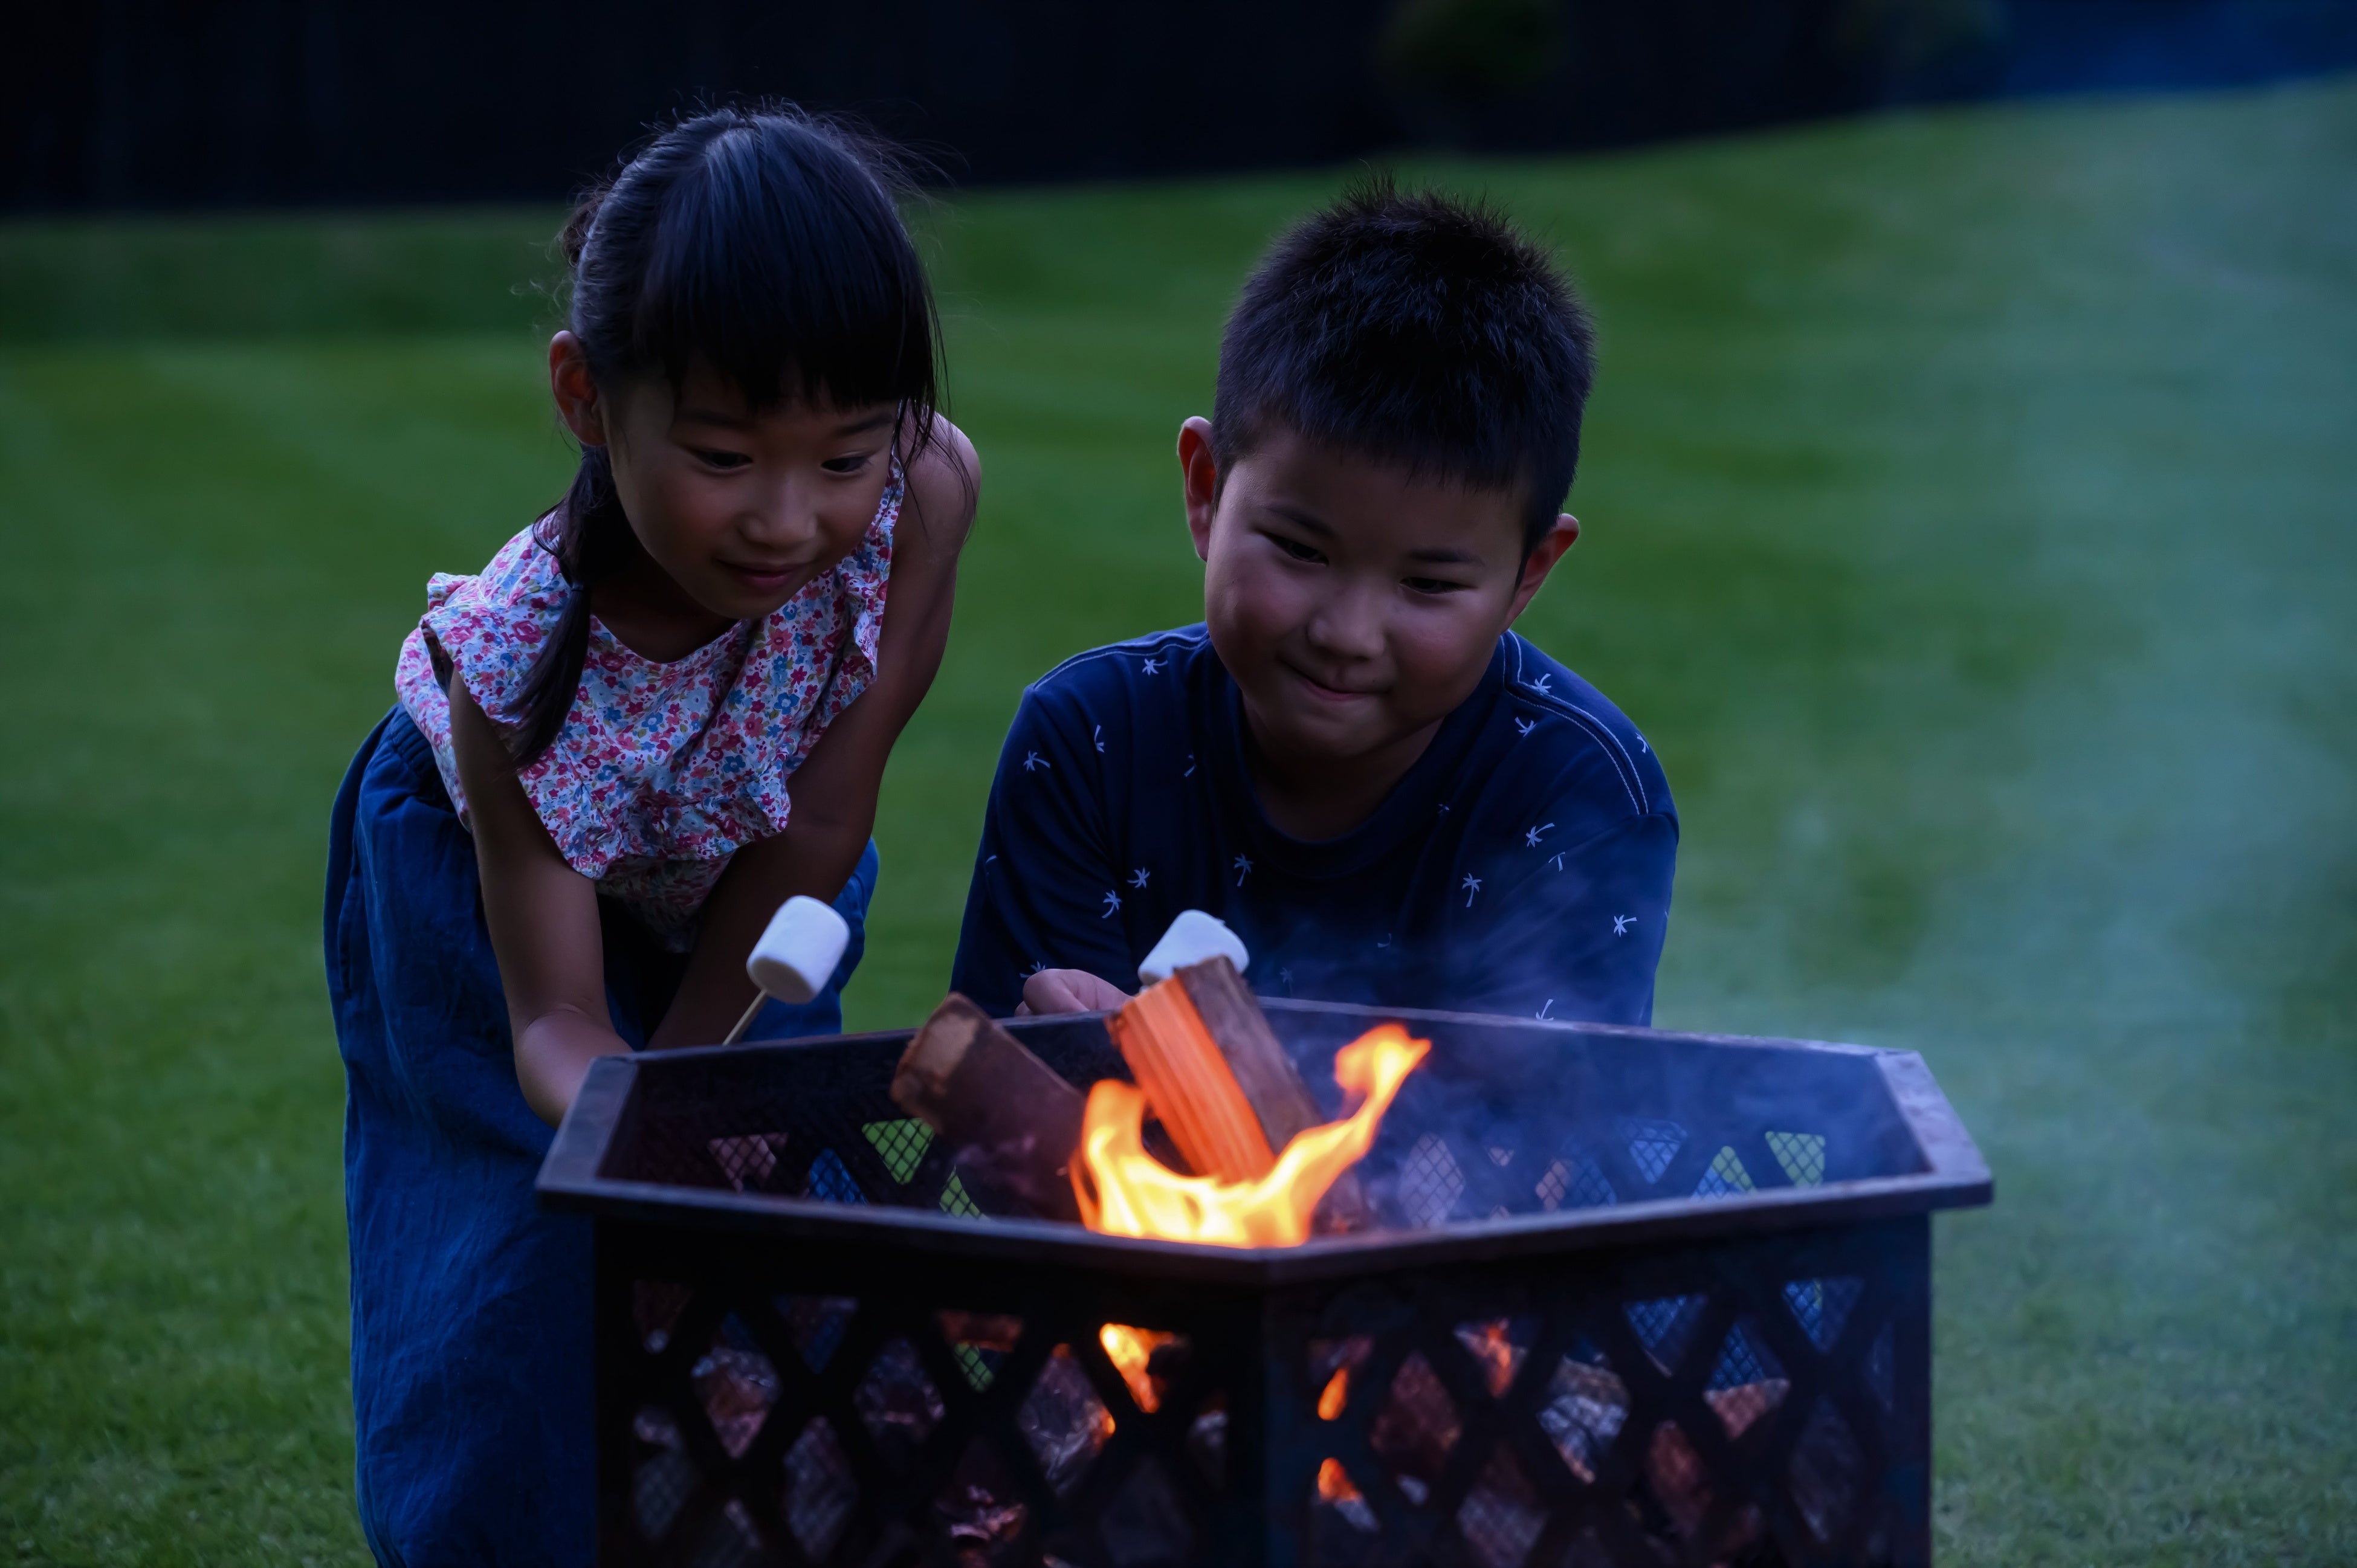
{"left": 537, "top": 1001, "right": 1991, "bottom": 1289}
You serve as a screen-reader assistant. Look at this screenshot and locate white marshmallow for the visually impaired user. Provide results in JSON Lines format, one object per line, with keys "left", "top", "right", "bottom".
{"left": 1137, "top": 909, "right": 1250, "bottom": 987}
{"left": 746, "top": 895, "right": 852, "bottom": 1005}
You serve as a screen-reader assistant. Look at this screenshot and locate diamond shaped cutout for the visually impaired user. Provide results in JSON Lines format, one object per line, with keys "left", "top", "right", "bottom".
{"left": 1456, "top": 1444, "right": 1545, "bottom": 1568}
{"left": 862, "top": 1117, "right": 933, "bottom": 1182}
{"left": 1625, "top": 1294, "right": 1707, "bottom": 1374}
{"left": 694, "top": 1314, "right": 778, "bottom": 1458}
{"left": 778, "top": 1294, "right": 857, "bottom": 1372}
{"left": 940, "top": 1310, "right": 1024, "bottom": 1392}
{"left": 934, "top": 1436, "right": 1029, "bottom": 1553}
{"left": 1018, "top": 1343, "right": 1114, "bottom": 1496}
{"left": 1539, "top": 1349, "right": 1626, "bottom": 1482}
{"left": 630, "top": 1408, "right": 694, "bottom": 1544}
{"left": 1765, "top": 1129, "right": 1827, "bottom": 1186}
{"left": 1369, "top": 1351, "right": 1461, "bottom": 1499}
{"left": 1706, "top": 1319, "right": 1789, "bottom": 1440}
{"left": 684, "top": 1500, "right": 765, "bottom": 1568}
{"left": 853, "top": 1337, "right": 944, "bottom": 1473}
{"left": 1536, "top": 1153, "right": 1617, "bottom": 1211}
{"left": 1187, "top": 1393, "right": 1229, "bottom": 1489}
{"left": 1099, "top": 1323, "right": 1185, "bottom": 1415}
{"left": 1102, "top": 1454, "right": 1194, "bottom": 1568}
{"left": 633, "top": 1280, "right": 690, "bottom": 1353}
{"left": 1645, "top": 1421, "right": 1710, "bottom": 1541}
{"left": 1790, "top": 1398, "right": 1864, "bottom": 1543}
{"left": 707, "top": 1131, "right": 789, "bottom": 1192}
{"left": 1694, "top": 1145, "right": 1755, "bottom": 1197}
{"left": 1782, "top": 1276, "right": 1863, "bottom": 1352}
{"left": 1618, "top": 1118, "right": 1686, "bottom": 1184}
{"left": 1453, "top": 1317, "right": 1534, "bottom": 1399}
{"left": 939, "top": 1169, "right": 985, "bottom": 1217}
{"left": 1399, "top": 1134, "right": 1467, "bottom": 1227}
{"left": 783, "top": 1418, "right": 856, "bottom": 1561}
{"left": 806, "top": 1146, "right": 866, "bottom": 1204}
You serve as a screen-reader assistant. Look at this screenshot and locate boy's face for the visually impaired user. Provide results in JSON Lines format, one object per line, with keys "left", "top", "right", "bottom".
{"left": 1182, "top": 416, "right": 1579, "bottom": 776}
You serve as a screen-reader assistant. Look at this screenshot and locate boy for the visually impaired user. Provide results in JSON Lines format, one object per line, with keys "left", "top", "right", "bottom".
{"left": 952, "top": 184, "right": 1675, "bottom": 1024}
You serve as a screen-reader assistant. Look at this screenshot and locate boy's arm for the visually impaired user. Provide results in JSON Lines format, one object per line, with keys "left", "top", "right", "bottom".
{"left": 949, "top": 688, "right": 1139, "bottom": 1016}
{"left": 1449, "top": 810, "right": 1678, "bottom": 1025}
{"left": 648, "top": 421, "right": 978, "bottom": 1050}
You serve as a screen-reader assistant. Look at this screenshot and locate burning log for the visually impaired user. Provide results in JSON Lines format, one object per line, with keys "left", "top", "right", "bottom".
{"left": 1108, "top": 956, "right": 1371, "bottom": 1227}
{"left": 889, "top": 995, "right": 1085, "bottom": 1222}
{"left": 1107, "top": 963, "right": 1276, "bottom": 1183}
{"left": 1074, "top": 1024, "right": 1429, "bottom": 1248}
{"left": 1108, "top": 958, "right": 1328, "bottom": 1173}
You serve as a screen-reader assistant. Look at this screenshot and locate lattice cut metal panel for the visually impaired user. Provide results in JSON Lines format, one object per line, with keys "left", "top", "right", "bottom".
{"left": 554, "top": 1001, "right": 1985, "bottom": 1566}
{"left": 595, "top": 1256, "right": 1240, "bottom": 1567}
{"left": 595, "top": 1216, "right": 1930, "bottom": 1566}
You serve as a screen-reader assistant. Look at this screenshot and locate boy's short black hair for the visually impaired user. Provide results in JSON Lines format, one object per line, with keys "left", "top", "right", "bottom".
{"left": 1211, "top": 181, "right": 1596, "bottom": 556}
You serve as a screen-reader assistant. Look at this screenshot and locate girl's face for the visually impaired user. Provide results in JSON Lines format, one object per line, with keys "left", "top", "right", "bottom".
{"left": 554, "top": 335, "right": 899, "bottom": 630}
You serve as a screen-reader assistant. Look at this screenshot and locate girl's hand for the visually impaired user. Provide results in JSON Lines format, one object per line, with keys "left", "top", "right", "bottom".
{"left": 1017, "top": 969, "right": 1132, "bottom": 1017}
{"left": 647, "top": 417, "right": 981, "bottom": 1048}
{"left": 446, "top": 668, "right": 631, "bottom": 1123}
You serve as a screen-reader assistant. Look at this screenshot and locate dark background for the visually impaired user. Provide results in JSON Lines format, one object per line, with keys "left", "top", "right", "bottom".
{"left": 8, "top": 0, "right": 2357, "bottom": 210}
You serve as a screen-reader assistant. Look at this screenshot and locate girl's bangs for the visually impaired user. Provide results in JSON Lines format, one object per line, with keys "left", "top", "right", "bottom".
{"left": 629, "top": 125, "right": 934, "bottom": 414}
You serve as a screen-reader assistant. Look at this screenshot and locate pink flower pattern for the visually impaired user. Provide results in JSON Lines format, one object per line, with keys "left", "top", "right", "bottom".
{"left": 394, "top": 477, "right": 897, "bottom": 949}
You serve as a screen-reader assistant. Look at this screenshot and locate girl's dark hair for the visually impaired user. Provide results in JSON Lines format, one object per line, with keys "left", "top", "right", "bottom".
{"left": 511, "top": 104, "right": 944, "bottom": 767}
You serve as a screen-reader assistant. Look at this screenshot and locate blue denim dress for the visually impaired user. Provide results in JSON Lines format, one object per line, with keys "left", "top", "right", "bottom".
{"left": 324, "top": 708, "right": 873, "bottom": 1566}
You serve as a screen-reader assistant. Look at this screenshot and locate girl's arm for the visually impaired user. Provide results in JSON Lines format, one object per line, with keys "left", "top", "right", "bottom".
{"left": 447, "top": 669, "right": 631, "bottom": 1124}
{"left": 647, "top": 420, "right": 980, "bottom": 1050}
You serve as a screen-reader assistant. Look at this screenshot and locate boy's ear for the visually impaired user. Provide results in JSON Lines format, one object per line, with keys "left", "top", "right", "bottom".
{"left": 1178, "top": 417, "right": 1219, "bottom": 561}
{"left": 1507, "top": 514, "right": 1582, "bottom": 623}
{"left": 549, "top": 331, "right": 607, "bottom": 447}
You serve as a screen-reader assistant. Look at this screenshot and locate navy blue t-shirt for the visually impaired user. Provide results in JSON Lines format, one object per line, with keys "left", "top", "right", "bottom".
{"left": 951, "top": 625, "right": 1677, "bottom": 1024}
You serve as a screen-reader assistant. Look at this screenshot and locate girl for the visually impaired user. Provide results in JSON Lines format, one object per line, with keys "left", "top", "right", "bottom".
{"left": 323, "top": 107, "right": 976, "bottom": 1565}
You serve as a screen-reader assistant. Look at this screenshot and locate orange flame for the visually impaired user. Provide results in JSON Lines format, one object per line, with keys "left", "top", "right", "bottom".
{"left": 1098, "top": 1323, "right": 1175, "bottom": 1414}
{"left": 1318, "top": 1367, "right": 1350, "bottom": 1421}
{"left": 1073, "top": 1024, "right": 1429, "bottom": 1248}
{"left": 1467, "top": 1320, "right": 1516, "bottom": 1396}
{"left": 1317, "top": 1457, "right": 1363, "bottom": 1503}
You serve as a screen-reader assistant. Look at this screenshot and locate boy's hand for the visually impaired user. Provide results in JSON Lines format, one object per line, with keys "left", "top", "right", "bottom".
{"left": 1017, "top": 968, "right": 1131, "bottom": 1016}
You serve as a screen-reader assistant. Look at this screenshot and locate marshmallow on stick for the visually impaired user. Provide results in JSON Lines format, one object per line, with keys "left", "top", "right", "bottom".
{"left": 1137, "top": 909, "right": 1249, "bottom": 987}
{"left": 721, "top": 895, "right": 851, "bottom": 1045}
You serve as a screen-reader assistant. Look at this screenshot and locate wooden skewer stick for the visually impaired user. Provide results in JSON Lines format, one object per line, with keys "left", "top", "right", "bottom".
{"left": 722, "top": 895, "right": 852, "bottom": 1046}
{"left": 720, "top": 990, "right": 768, "bottom": 1048}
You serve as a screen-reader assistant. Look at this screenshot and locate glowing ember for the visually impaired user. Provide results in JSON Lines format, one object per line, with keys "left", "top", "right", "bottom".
{"left": 1098, "top": 1323, "right": 1176, "bottom": 1413}
{"left": 1318, "top": 1367, "right": 1349, "bottom": 1421}
{"left": 1073, "top": 1024, "right": 1431, "bottom": 1248}
{"left": 1464, "top": 1319, "right": 1518, "bottom": 1396}
{"left": 1317, "top": 1457, "right": 1362, "bottom": 1503}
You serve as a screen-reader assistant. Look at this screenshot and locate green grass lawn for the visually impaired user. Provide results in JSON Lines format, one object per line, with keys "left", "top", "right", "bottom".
{"left": 4, "top": 76, "right": 2353, "bottom": 1566}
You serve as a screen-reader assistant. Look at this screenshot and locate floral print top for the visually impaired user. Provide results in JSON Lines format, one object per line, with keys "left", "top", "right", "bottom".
{"left": 394, "top": 477, "right": 897, "bottom": 949}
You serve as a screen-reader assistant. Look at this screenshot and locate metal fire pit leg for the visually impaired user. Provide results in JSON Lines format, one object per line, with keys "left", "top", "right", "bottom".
{"left": 592, "top": 1225, "right": 642, "bottom": 1567}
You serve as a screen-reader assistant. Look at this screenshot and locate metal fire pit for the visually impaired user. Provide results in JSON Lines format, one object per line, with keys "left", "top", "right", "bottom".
{"left": 540, "top": 1001, "right": 1990, "bottom": 1568}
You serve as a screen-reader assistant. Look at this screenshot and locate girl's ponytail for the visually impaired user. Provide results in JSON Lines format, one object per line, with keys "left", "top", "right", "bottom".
{"left": 508, "top": 103, "right": 946, "bottom": 765}
{"left": 511, "top": 445, "right": 635, "bottom": 768}
{"left": 505, "top": 181, "right": 631, "bottom": 769}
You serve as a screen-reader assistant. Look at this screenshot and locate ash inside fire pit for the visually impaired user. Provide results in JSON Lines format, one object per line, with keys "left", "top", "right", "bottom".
{"left": 545, "top": 999, "right": 1987, "bottom": 1567}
